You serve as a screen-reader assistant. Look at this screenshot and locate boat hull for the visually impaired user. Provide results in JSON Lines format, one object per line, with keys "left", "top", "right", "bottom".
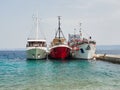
{"left": 26, "top": 47, "right": 47, "bottom": 60}
{"left": 49, "top": 45, "right": 71, "bottom": 59}
{"left": 72, "top": 43, "right": 96, "bottom": 59}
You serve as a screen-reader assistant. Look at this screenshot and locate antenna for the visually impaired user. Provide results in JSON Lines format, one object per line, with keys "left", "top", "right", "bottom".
{"left": 79, "top": 23, "right": 82, "bottom": 37}
{"left": 74, "top": 28, "right": 76, "bottom": 34}
{"left": 79, "top": 23, "right": 82, "bottom": 32}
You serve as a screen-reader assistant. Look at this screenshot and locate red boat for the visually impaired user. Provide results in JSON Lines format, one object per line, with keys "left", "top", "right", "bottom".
{"left": 49, "top": 16, "right": 71, "bottom": 59}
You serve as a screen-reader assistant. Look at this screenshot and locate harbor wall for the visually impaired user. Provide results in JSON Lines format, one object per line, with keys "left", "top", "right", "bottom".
{"left": 95, "top": 54, "right": 120, "bottom": 64}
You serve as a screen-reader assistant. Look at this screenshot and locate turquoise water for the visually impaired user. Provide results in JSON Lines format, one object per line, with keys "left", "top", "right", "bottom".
{"left": 0, "top": 55, "right": 120, "bottom": 90}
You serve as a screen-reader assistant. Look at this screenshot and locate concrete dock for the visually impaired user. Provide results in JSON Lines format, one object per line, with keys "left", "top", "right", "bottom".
{"left": 94, "top": 54, "right": 120, "bottom": 64}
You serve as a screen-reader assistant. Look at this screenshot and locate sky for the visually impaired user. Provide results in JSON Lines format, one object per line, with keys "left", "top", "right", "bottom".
{"left": 0, "top": 0, "right": 120, "bottom": 49}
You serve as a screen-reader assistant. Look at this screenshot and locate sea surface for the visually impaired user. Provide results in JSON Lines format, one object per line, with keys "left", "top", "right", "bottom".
{"left": 0, "top": 46, "right": 120, "bottom": 90}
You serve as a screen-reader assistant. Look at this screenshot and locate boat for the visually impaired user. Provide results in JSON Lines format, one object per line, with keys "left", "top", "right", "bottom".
{"left": 49, "top": 16, "right": 71, "bottom": 59}
{"left": 26, "top": 15, "right": 47, "bottom": 60}
{"left": 68, "top": 24, "right": 96, "bottom": 59}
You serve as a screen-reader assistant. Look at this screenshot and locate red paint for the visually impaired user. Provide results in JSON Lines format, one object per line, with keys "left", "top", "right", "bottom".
{"left": 49, "top": 46, "right": 71, "bottom": 59}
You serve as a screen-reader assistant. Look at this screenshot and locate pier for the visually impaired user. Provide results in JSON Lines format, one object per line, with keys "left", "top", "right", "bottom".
{"left": 94, "top": 54, "right": 120, "bottom": 64}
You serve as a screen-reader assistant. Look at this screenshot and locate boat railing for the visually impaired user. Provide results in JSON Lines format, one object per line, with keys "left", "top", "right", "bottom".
{"left": 27, "top": 38, "right": 37, "bottom": 40}
{"left": 50, "top": 42, "right": 68, "bottom": 47}
{"left": 26, "top": 43, "right": 47, "bottom": 47}
{"left": 89, "top": 41, "right": 96, "bottom": 44}
{"left": 68, "top": 38, "right": 96, "bottom": 46}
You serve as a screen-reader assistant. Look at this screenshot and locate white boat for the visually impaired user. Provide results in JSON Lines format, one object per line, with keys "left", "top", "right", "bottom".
{"left": 26, "top": 15, "right": 47, "bottom": 60}
{"left": 68, "top": 26, "right": 96, "bottom": 59}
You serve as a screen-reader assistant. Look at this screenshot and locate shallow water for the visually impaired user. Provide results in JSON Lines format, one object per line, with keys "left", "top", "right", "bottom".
{"left": 0, "top": 50, "right": 120, "bottom": 90}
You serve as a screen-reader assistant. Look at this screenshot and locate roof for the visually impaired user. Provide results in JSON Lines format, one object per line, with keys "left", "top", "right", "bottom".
{"left": 27, "top": 39, "right": 46, "bottom": 42}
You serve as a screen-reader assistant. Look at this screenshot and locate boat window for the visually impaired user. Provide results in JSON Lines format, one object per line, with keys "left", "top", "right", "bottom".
{"left": 80, "top": 48, "right": 84, "bottom": 53}
{"left": 28, "top": 41, "right": 46, "bottom": 47}
{"left": 33, "top": 42, "right": 39, "bottom": 47}
{"left": 86, "top": 45, "right": 91, "bottom": 50}
{"left": 29, "top": 42, "right": 33, "bottom": 47}
{"left": 42, "top": 42, "right": 45, "bottom": 47}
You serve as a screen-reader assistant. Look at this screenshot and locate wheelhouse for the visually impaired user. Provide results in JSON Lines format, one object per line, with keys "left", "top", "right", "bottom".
{"left": 26, "top": 40, "right": 47, "bottom": 47}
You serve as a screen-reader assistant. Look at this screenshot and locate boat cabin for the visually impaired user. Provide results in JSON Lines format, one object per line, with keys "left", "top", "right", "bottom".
{"left": 26, "top": 40, "right": 47, "bottom": 47}
{"left": 51, "top": 38, "right": 66, "bottom": 46}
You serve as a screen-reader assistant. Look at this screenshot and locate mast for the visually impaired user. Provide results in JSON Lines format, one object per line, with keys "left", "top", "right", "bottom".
{"left": 55, "top": 16, "right": 65, "bottom": 39}
{"left": 58, "top": 16, "right": 61, "bottom": 39}
{"left": 32, "top": 12, "right": 39, "bottom": 40}
{"left": 36, "top": 13, "right": 39, "bottom": 39}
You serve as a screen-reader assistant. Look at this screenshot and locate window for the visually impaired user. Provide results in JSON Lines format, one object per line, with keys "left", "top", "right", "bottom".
{"left": 80, "top": 48, "right": 84, "bottom": 53}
